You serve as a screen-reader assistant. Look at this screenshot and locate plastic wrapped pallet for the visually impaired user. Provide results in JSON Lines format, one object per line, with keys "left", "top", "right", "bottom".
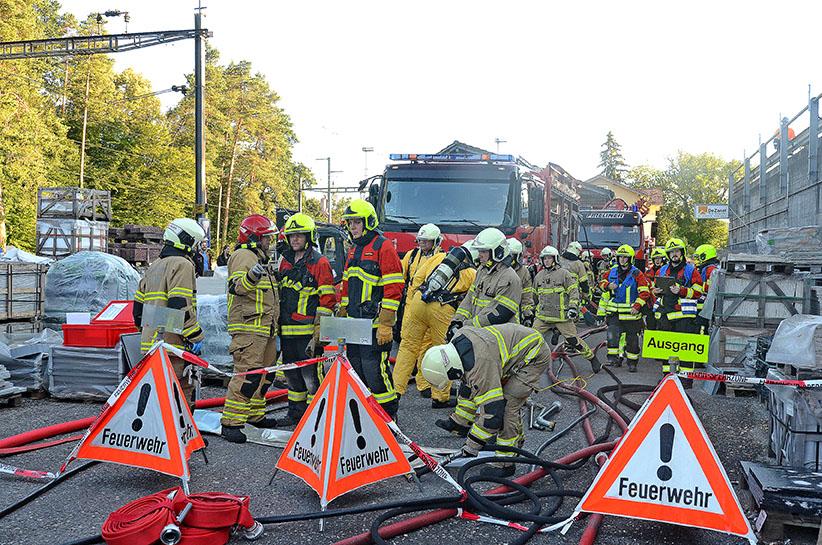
{"left": 36, "top": 218, "right": 108, "bottom": 259}
{"left": 197, "top": 293, "right": 231, "bottom": 373}
{"left": 766, "top": 368, "right": 822, "bottom": 470}
{"left": 44, "top": 251, "right": 139, "bottom": 327}
{"left": 755, "top": 226, "right": 822, "bottom": 255}
{"left": 765, "top": 314, "right": 822, "bottom": 370}
{"left": 48, "top": 344, "right": 123, "bottom": 400}
{"left": 0, "top": 329, "right": 63, "bottom": 391}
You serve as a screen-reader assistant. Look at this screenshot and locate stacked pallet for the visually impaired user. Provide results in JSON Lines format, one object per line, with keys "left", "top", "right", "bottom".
{"left": 0, "top": 262, "right": 47, "bottom": 336}
{"left": 36, "top": 187, "right": 110, "bottom": 259}
{"left": 108, "top": 224, "right": 163, "bottom": 266}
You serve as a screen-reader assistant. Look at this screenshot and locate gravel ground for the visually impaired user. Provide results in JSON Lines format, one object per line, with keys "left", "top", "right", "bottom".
{"left": 0, "top": 329, "right": 816, "bottom": 545}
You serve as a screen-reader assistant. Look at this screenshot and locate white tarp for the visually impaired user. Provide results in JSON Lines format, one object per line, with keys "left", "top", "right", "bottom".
{"left": 765, "top": 314, "right": 822, "bottom": 369}
{"left": 0, "top": 246, "right": 52, "bottom": 264}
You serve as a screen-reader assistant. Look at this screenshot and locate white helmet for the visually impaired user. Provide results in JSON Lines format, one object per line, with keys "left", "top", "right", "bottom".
{"left": 565, "top": 241, "right": 583, "bottom": 257}
{"left": 416, "top": 223, "right": 442, "bottom": 245}
{"left": 421, "top": 343, "right": 463, "bottom": 390}
{"left": 163, "top": 218, "right": 206, "bottom": 253}
{"left": 600, "top": 247, "right": 613, "bottom": 258}
{"left": 540, "top": 245, "right": 559, "bottom": 259}
{"left": 473, "top": 228, "right": 509, "bottom": 262}
{"left": 462, "top": 239, "right": 479, "bottom": 264}
{"left": 581, "top": 250, "right": 592, "bottom": 261}
{"left": 507, "top": 238, "right": 523, "bottom": 256}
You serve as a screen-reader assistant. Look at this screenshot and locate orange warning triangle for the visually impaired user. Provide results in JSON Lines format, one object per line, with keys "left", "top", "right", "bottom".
{"left": 276, "top": 356, "right": 411, "bottom": 506}
{"left": 576, "top": 375, "right": 755, "bottom": 543}
{"left": 73, "top": 345, "right": 205, "bottom": 479}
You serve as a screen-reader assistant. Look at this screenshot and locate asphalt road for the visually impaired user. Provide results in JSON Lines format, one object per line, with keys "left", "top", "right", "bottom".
{"left": 0, "top": 329, "right": 816, "bottom": 545}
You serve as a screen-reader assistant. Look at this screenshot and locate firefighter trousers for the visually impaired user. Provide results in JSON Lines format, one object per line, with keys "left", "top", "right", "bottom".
{"left": 533, "top": 318, "right": 594, "bottom": 360}
{"left": 606, "top": 314, "right": 642, "bottom": 366}
{"left": 347, "top": 329, "right": 398, "bottom": 417}
{"left": 281, "top": 335, "right": 324, "bottom": 421}
{"left": 658, "top": 316, "right": 701, "bottom": 372}
{"left": 392, "top": 298, "right": 455, "bottom": 402}
{"left": 221, "top": 334, "right": 278, "bottom": 427}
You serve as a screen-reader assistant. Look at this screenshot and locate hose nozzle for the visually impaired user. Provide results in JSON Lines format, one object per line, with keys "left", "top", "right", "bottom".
{"left": 159, "top": 524, "right": 182, "bottom": 545}
{"left": 243, "top": 521, "right": 264, "bottom": 541}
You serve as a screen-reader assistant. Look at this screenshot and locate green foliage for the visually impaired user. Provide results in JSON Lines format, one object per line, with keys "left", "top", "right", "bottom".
{"left": 628, "top": 152, "right": 739, "bottom": 251}
{"left": 598, "top": 131, "right": 628, "bottom": 182}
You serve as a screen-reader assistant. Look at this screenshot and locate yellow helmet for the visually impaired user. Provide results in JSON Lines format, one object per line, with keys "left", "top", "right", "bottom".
{"left": 615, "top": 244, "right": 635, "bottom": 264}
{"left": 651, "top": 247, "right": 667, "bottom": 260}
{"left": 283, "top": 212, "right": 317, "bottom": 244}
{"left": 694, "top": 244, "right": 717, "bottom": 265}
{"left": 664, "top": 238, "right": 687, "bottom": 257}
{"left": 342, "top": 199, "right": 379, "bottom": 232}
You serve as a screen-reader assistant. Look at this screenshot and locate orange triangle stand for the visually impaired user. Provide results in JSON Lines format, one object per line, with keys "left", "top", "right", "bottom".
{"left": 277, "top": 355, "right": 411, "bottom": 521}
{"left": 575, "top": 375, "right": 756, "bottom": 543}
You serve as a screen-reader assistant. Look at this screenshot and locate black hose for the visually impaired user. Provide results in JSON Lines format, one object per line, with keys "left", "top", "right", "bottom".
{"left": 0, "top": 461, "right": 98, "bottom": 520}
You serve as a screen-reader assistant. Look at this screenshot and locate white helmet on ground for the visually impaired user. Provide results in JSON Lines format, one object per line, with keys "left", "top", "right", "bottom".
{"left": 163, "top": 218, "right": 206, "bottom": 253}
{"left": 473, "top": 228, "right": 509, "bottom": 262}
{"left": 507, "top": 238, "right": 524, "bottom": 256}
{"left": 416, "top": 223, "right": 442, "bottom": 248}
{"left": 421, "top": 343, "right": 464, "bottom": 390}
{"left": 565, "top": 241, "right": 583, "bottom": 257}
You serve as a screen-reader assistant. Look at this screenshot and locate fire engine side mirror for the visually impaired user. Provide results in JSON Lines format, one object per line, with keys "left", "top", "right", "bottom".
{"left": 527, "top": 186, "right": 545, "bottom": 226}
{"left": 367, "top": 183, "right": 380, "bottom": 207}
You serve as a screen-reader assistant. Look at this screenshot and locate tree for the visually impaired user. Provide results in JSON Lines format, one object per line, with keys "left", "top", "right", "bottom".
{"left": 628, "top": 152, "right": 739, "bottom": 250}
{"left": 598, "top": 131, "right": 628, "bottom": 182}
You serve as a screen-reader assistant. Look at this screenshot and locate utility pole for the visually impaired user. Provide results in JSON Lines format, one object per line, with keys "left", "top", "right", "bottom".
{"left": 194, "top": 8, "right": 207, "bottom": 226}
{"left": 362, "top": 146, "right": 374, "bottom": 178}
{"left": 316, "top": 157, "right": 342, "bottom": 222}
{"left": 78, "top": 64, "right": 91, "bottom": 188}
{"left": 495, "top": 138, "right": 507, "bottom": 153}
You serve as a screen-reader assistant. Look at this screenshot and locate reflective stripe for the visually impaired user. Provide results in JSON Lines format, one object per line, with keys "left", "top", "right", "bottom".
{"left": 474, "top": 387, "right": 503, "bottom": 406}
{"left": 227, "top": 323, "right": 271, "bottom": 334}
{"left": 485, "top": 326, "right": 509, "bottom": 363}
{"left": 288, "top": 391, "right": 308, "bottom": 402}
{"left": 495, "top": 294, "right": 519, "bottom": 313}
{"left": 381, "top": 298, "right": 400, "bottom": 311}
{"left": 468, "top": 424, "right": 494, "bottom": 440}
{"left": 281, "top": 324, "right": 315, "bottom": 335}
{"left": 509, "top": 332, "right": 544, "bottom": 363}
{"left": 318, "top": 285, "right": 335, "bottom": 295}
{"left": 470, "top": 315, "right": 482, "bottom": 327}
{"left": 455, "top": 406, "right": 477, "bottom": 421}
{"left": 456, "top": 307, "right": 471, "bottom": 318}
{"left": 379, "top": 273, "right": 404, "bottom": 286}
{"left": 316, "top": 306, "right": 333, "bottom": 316}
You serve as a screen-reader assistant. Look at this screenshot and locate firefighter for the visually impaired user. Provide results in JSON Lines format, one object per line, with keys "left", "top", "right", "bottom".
{"left": 597, "top": 247, "right": 614, "bottom": 277}
{"left": 599, "top": 244, "right": 651, "bottom": 372}
{"left": 393, "top": 241, "right": 477, "bottom": 408}
{"left": 645, "top": 247, "right": 667, "bottom": 330}
{"left": 338, "top": 199, "right": 404, "bottom": 417}
{"left": 654, "top": 238, "right": 703, "bottom": 374}
{"left": 508, "top": 238, "right": 535, "bottom": 326}
{"left": 443, "top": 228, "right": 522, "bottom": 434}
{"left": 533, "top": 246, "right": 601, "bottom": 373}
{"left": 422, "top": 324, "right": 552, "bottom": 478}
{"left": 395, "top": 223, "right": 443, "bottom": 343}
{"left": 134, "top": 218, "right": 205, "bottom": 409}
{"left": 694, "top": 243, "right": 719, "bottom": 334}
{"left": 278, "top": 212, "right": 336, "bottom": 425}
{"left": 560, "top": 241, "right": 591, "bottom": 304}
{"left": 221, "top": 214, "right": 280, "bottom": 443}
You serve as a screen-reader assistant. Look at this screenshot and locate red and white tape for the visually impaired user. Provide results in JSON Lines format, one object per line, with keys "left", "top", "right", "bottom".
{"left": 677, "top": 371, "right": 822, "bottom": 389}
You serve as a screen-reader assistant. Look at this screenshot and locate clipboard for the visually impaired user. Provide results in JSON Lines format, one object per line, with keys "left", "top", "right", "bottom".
{"left": 653, "top": 275, "right": 676, "bottom": 291}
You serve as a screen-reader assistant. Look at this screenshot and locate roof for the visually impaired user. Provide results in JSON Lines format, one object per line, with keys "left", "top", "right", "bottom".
{"left": 437, "top": 140, "right": 492, "bottom": 155}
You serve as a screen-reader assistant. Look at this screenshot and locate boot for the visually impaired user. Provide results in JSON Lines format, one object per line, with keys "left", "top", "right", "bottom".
{"left": 432, "top": 398, "right": 457, "bottom": 409}
{"left": 590, "top": 354, "right": 602, "bottom": 374}
{"left": 420, "top": 389, "right": 432, "bottom": 399}
{"left": 221, "top": 425, "right": 247, "bottom": 444}
{"left": 627, "top": 360, "right": 637, "bottom": 373}
{"left": 481, "top": 464, "right": 515, "bottom": 479}
{"left": 608, "top": 356, "right": 621, "bottom": 368}
{"left": 435, "top": 418, "right": 469, "bottom": 437}
{"left": 550, "top": 330, "right": 560, "bottom": 345}
{"left": 248, "top": 416, "right": 279, "bottom": 429}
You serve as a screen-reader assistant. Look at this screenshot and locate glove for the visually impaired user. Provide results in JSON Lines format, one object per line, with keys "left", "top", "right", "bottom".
{"left": 521, "top": 313, "right": 534, "bottom": 328}
{"left": 247, "top": 261, "right": 267, "bottom": 283}
{"left": 190, "top": 340, "right": 203, "bottom": 356}
{"left": 305, "top": 321, "right": 321, "bottom": 357}
{"left": 461, "top": 437, "right": 483, "bottom": 457}
{"left": 446, "top": 321, "right": 462, "bottom": 342}
{"left": 376, "top": 307, "right": 395, "bottom": 346}
{"left": 337, "top": 306, "right": 347, "bottom": 318}
{"left": 566, "top": 307, "right": 578, "bottom": 320}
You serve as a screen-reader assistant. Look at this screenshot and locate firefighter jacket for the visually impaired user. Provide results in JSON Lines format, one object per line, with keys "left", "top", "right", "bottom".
{"left": 278, "top": 247, "right": 336, "bottom": 337}
{"left": 134, "top": 246, "right": 203, "bottom": 352}
{"left": 599, "top": 265, "right": 651, "bottom": 320}
{"left": 645, "top": 264, "right": 662, "bottom": 307}
{"left": 411, "top": 252, "right": 476, "bottom": 306}
{"left": 227, "top": 244, "right": 278, "bottom": 337}
{"left": 697, "top": 259, "right": 719, "bottom": 311}
{"left": 560, "top": 253, "right": 590, "bottom": 299}
{"left": 455, "top": 259, "right": 522, "bottom": 327}
{"left": 657, "top": 261, "right": 703, "bottom": 320}
{"left": 456, "top": 324, "right": 551, "bottom": 446}
{"left": 341, "top": 230, "right": 404, "bottom": 320}
{"left": 533, "top": 264, "right": 578, "bottom": 323}
{"left": 512, "top": 262, "right": 534, "bottom": 319}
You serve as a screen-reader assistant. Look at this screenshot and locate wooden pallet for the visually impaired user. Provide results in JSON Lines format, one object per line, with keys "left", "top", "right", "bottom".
{"left": 724, "top": 382, "right": 758, "bottom": 398}
{"left": 0, "top": 393, "right": 22, "bottom": 408}
{"left": 22, "top": 388, "right": 47, "bottom": 400}
{"left": 776, "top": 362, "right": 822, "bottom": 381}
{"left": 756, "top": 508, "right": 821, "bottom": 542}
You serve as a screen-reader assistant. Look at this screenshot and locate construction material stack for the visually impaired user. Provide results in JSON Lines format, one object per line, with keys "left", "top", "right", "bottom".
{"left": 0, "top": 261, "right": 46, "bottom": 335}
{"left": 108, "top": 224, "right": 164, "bottom": 267}
{"left": 35, "top": 187, "right": 110, "bottom": 259}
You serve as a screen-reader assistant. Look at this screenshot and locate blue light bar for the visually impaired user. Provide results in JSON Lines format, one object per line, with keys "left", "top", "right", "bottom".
{"left": 389, "top": 153, "right": 515, "bottom": 163}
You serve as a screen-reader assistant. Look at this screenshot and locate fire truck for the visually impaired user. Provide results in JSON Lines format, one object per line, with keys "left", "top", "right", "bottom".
{"left": 359, "top": 148, "right": 580, "bottom": 261}
{"left": 577, "top": 199, "right": 649, "bottom": 268}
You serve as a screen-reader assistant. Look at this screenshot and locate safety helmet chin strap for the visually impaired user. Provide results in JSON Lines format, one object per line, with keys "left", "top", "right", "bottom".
{"left": 165, "top": 240, "right": 194, "bottom": 254}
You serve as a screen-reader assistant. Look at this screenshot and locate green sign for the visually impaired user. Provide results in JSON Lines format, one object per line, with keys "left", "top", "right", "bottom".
{"left": 641, "top": 330, "right": 709, "bottom": 363}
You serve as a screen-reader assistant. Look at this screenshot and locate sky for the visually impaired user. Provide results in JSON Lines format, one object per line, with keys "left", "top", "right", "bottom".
{"left": 59, "top": 0, "right": 822, "bottom": 197}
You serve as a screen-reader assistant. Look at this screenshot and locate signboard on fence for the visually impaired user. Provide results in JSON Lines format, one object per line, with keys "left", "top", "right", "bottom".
{"left": 694, "top": 204, "right": 728, "bottom": 220}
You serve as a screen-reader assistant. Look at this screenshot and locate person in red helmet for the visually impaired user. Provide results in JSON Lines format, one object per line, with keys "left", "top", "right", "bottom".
{"left": 221, "top": 214, "right": 280, "bottom": 443}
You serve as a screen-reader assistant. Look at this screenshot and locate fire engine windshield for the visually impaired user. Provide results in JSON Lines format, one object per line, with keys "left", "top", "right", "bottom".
{"left": 580, "top": 224, "right": 642, "bottom": 249}
{"left": 382, "top": 179, "right": 514, "bottom": 228}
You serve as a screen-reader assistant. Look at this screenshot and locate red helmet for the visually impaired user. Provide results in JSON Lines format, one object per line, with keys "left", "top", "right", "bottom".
{"left": 238, "top": 214, "right": 277, "bottom": 244}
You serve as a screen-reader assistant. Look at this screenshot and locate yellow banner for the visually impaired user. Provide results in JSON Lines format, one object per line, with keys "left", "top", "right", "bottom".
{"left": 641, "top": 330, "right": 709, "bottom": 363}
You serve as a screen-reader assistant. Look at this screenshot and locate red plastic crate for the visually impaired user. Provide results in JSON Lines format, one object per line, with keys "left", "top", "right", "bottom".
{"left": 62, "top": 323, "right": 138, "bottom": 348}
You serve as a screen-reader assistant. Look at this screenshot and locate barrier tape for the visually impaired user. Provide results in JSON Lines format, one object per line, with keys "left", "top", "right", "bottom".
{"left": 676, "top": 371, "right": 822, "bottom": 389}
{"left": 458, "top": 509, "right": 577, "bottom": 534}
{"left": 165, "top": 343, "right": 332, "bottom": 378}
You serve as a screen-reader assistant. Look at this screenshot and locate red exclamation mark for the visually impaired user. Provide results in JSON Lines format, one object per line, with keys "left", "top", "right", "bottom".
{"left": 132, "top": 384, "right": 151, "bottom": 432}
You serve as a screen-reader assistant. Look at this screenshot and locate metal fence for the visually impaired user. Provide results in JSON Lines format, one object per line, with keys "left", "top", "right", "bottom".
{"left": 728, "top": 93, "right": 822, "bottom": 251}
